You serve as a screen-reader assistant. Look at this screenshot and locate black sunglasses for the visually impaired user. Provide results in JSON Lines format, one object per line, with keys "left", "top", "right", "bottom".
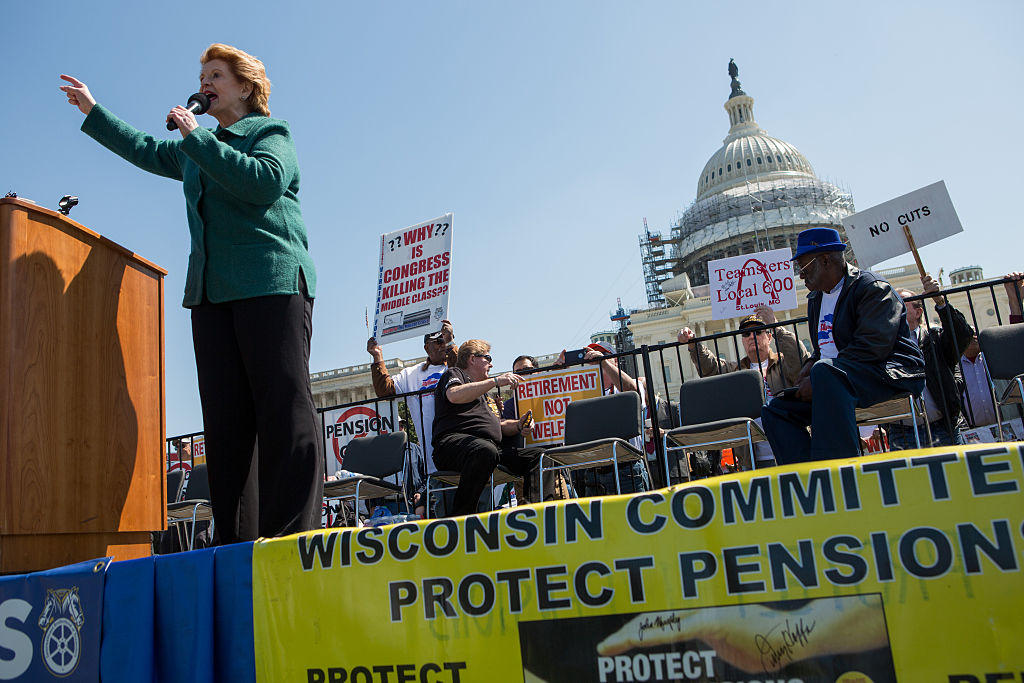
{"left": 741, "top": 329, "right": 767, "bottom": 338}
{"left": 474, "top": 353, "right": 492, "bottom": 362}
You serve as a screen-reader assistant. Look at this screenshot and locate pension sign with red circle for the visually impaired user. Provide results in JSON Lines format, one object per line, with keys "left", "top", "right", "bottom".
{"left": 322, "top": 403, "right": 396, "bottom": 476}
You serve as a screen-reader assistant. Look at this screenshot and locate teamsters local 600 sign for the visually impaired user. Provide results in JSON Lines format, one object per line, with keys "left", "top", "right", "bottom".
{"left": 373, "top": 213, "right": 453, "bottom": 345}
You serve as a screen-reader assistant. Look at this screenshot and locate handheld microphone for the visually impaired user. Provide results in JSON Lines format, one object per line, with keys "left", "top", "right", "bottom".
{"left": 166, "top": 93, "right": 211, "bottom": 131}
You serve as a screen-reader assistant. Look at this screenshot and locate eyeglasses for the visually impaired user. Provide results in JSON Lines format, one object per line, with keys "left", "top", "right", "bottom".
{"left": 908, "top": 302, "right": 924, "bottom": 310}
{"left": 795, "top": 255, "right": 820, "bottom": 276}
{"left": 741, "top": 329, "right": 768, "bottom": 338}
{"left": 474, "top": 353, "right": 492, "bottom": 362}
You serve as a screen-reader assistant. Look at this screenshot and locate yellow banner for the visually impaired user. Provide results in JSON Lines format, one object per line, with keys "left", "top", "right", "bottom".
{"left": 514, "top": 366, "right": 603, "bottom": 447}
{"left": 253, "top": 444, "right": 1024, "bottom": 682}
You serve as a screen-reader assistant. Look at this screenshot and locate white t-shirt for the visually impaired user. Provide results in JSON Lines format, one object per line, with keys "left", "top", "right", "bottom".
{"left": 392, "top": 362, "right": 447, "bottom": 474}
{"left": 816, "top": 279, "right": 844, "bottom": 360}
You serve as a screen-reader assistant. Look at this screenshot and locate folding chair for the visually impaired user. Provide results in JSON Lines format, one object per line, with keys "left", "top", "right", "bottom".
{"left": 322, "top": 431, "right": 410, "bottom": 527}
{"left": 662, "top": 369, "right": 767, "bottom": 482}
{"left": 539, "top": 391, "right": 652, "bottom": 497}
{"left": 856, "top": 393, "right": 931, "bottom": 450}
{"left": 425, "top": 466, "right": 523, "bottom": 518}
{"left": 166, "top": 468, "right": 185, "bottom": 505}
{"left": 979, "top": 326, "right": 1024, "bottom": 441}
{"left": 167, "top": 464, "right": 214, "bottom": 551}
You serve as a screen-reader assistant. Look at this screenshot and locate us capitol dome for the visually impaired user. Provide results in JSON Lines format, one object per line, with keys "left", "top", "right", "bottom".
{"left": 640, "top": 60, "right": 856, "bottom": 304}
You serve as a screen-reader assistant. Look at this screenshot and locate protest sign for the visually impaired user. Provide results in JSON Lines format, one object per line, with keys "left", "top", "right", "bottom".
{"left": 962, "top": 417, "right": 1024, "bottom": 444}
{"left": 373, "top": 213, "right": 453, "bottom": 345}
{"left": 707, "top": 247, "right": 796, "bottom": 320}
{"left": 514, "top": 367, "right": 604, "bottom": 447}
{"left": 252, "top": 443, "right": 1024, "bottom": 682}
{"left": 322, "top": 402, "right": 397, "bottom": 476}
{"left": 842, "top": 180, "right": 963, "bottom": 268}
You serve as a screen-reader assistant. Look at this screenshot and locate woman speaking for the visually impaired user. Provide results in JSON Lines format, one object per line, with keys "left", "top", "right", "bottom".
{"left": 60, "top": 44, "right": 321, "bottom": 543}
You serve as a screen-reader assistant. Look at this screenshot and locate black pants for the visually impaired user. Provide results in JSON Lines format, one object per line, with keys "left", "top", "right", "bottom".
{"left": 433, "top": 432, "right": 537, "bottom": 516}
{"left": 191, "top": 291, "right": 323, "bottom": 543}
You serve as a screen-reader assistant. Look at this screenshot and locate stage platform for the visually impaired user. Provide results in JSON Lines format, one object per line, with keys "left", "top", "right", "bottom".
{"left": 2, "top": 443, "right": 1023, "bottom": 682}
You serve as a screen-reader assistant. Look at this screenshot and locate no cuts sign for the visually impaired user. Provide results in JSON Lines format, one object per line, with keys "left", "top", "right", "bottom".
{"left": 708, "top": 247, "right": 797, "bottom": 320}
{"left": 841, "top": 180, "right": 963, "bottom": 268}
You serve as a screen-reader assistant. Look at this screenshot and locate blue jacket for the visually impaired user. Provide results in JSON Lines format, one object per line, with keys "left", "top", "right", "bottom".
{"left": 82, "top": 105, "right": 316, "bottom": 307}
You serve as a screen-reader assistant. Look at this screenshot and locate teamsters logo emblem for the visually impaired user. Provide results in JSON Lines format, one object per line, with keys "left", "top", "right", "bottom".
{"left": 37, "top": 587, "right": 85, "bottom": 677}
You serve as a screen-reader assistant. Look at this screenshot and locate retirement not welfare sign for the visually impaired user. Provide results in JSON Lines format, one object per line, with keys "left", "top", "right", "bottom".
{"left": 708, "top": 247, "right": 797, "bottom": 320}
{"left": 373, "top": 213, "right": 453, "bottom": 344}
{"left": 515, "top": 367, "right": 603, "bottom": 447}
{"left": 252, "top": 444, "right": 1024, "bottom": 682}
{"left": 841, "top": 180, "right": 963, "bottom": 268}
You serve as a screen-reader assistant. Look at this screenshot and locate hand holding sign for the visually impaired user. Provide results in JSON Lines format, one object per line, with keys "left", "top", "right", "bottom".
{"left": 921, "top": 273, "right": 944, "bottom": 307}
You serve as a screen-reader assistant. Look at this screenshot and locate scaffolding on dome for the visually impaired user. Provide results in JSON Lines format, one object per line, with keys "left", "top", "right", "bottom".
{"left": 639, "top": 177, "right": 855, "bottom": 306}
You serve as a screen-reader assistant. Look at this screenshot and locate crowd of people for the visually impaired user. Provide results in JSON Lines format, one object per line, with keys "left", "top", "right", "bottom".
{"left": 355, "top": 227, "right": 1023, "bottom": 519}
{"left": 71, "top": 43, "right": 1019, "bottom": 538}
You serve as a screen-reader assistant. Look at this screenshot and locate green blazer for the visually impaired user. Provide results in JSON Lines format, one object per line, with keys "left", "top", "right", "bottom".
{"left": 82, "top": 104, "right": 316, "bottom": 307}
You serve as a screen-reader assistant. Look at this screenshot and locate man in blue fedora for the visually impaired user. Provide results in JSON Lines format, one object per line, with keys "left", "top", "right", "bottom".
{"left": 761, "top": 228, "right": 925, "bottom": 463}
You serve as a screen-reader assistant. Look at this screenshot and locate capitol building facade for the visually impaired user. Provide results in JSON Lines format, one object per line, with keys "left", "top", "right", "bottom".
{"left": 615, "top": 61, "right": 1003, "bottom": 403}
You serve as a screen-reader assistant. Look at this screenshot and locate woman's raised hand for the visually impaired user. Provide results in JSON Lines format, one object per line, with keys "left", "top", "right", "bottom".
{"left": 59, "top": 75, "right": 96, "bottom": 115}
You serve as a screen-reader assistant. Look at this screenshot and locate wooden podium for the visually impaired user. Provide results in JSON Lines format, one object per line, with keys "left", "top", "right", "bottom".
{"left": 0, "top": 197, "right": 166, "bottom": 574}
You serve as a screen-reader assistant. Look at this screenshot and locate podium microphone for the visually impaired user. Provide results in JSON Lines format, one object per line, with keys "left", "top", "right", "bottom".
{"left": 166, "top": 93, "right": 211, "bottom": 131}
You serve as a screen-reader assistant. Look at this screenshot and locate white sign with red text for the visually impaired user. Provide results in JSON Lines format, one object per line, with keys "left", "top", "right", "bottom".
{"left": 373, "top": 213, "right": 453, "bottom": 345}
{"left": 708, "top": 247, "right": 797, "bottom": 320}
{"left": 322, "top": 403, "right": 397, "bottom": 477}
{"left": 841, "top": 180, "right": 963, "bottom": 268}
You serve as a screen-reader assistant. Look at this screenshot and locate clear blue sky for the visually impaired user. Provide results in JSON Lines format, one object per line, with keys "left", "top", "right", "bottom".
{"left": 4, "top": 1, "right": 1022, "bottom": 434}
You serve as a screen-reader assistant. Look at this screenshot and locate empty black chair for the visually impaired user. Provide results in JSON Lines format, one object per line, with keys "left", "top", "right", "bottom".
{"left": 323, "top": 431, "right": 409, "bottom": 526}
{"left": 663, "top": 369, "right": 767, "bottom": 480}
{"left": 166, "top": 468, "right": 185, "bottom": 504}
{"left": 979, "top": 325, "right": 1024, "bottom": 441}
{"left": 539, "top": 391, "right": 651, "bottom": 497}
{"left": 167, "top": 463, "right": 213, "bottom": 550}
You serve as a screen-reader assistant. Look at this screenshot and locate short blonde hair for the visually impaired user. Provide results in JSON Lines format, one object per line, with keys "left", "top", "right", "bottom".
{"left": 456, "top": 340, "right": 490, "bottom": 369}
{"left": 200, "top": 43, "right": 271, "bottom": 116}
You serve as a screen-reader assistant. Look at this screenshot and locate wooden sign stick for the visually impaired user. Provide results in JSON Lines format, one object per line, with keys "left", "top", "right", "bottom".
{"left": 902, "top": 224, "right": 927, "bottom": 280}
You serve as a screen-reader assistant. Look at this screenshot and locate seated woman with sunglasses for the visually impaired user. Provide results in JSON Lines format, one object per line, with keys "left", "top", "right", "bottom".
{"left": 431, "top": 340, "right": 535, "bottom": 516}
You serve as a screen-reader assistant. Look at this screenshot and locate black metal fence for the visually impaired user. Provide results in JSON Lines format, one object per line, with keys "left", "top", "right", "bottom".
{"left": 167, "top": 275, "right": 1023, "bottom": 491}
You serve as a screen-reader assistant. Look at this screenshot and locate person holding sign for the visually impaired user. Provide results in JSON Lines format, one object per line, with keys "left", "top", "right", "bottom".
{"left": 431, "top": 340, "right": 535, "bottom": 517}
{"left": 367, "top": 320, "right": 457, "bottom": 514}
{"left": 885, "top": 277, "right": 972, "bottom": 449}
{"left": 558, "top": 343, "right": 651, "bottom": 496}
{"left": 61, "top": 45, "right": 321, "bottom": 542}
{"left": 761, "top": 228, "right": 925, "bottom": 464}
{"left": 679, "top": 306, "right": 809, "bottom": 469}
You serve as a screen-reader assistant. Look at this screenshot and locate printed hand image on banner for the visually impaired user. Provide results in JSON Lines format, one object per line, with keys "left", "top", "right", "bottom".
{"left": 518, "top": 595, "right": 895, "bottom": 682}
{"left": 708, "top": 248, "right": 796, "bottom": 320}
{"left": 373, "top": 213, "right": 453, "bottom": 345}
{"left": 515, "top": 367, "right": 603, "bottom": 446}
